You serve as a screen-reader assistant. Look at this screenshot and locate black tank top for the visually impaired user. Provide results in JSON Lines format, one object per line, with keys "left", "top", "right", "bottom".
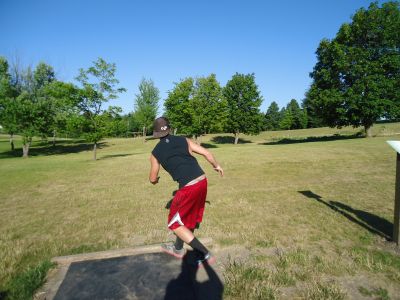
{"left": 152, "top": 135, "right": 205, "bottom": 188}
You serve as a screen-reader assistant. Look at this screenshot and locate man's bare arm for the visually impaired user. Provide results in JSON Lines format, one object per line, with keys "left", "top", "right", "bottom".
{"left": 149, "top": 154, "right": 161, "bottom": 184}
{"left": 186, "top": 138, "right": 224, "bottom": 177}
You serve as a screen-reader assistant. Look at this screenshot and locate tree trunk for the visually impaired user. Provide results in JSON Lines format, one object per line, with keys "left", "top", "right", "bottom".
{"left": 143, "top": 126, "right": 146, "bottom": 142}
{"left": 22, "top": 143, "right": 30, "bottom": 158}
{"left": 10, "top": 133, "right": 14, "bottom": 151}
{"left": 52, "top": 130, "right": 56, "bottom": 147}
{"left": 173, "top": 128, "right": 177, "bottom": 135}
{"left": 365, "top": 125, "right": 372, "bottom": 138}
{"left": 93, "top": 142, "right": 97, "bottom": 160}
{"left": 234, "top": 131, "right": 240, "bottom": 145}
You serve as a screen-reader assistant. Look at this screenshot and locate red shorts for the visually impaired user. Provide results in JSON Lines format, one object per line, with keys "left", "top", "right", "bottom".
{"left": 167, "top": 178, "right": 208, "bottom": 230}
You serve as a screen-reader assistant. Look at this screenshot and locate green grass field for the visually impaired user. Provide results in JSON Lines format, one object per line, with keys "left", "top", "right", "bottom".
{"left": 1, "top": 123, "right": 400, "bottom": 299}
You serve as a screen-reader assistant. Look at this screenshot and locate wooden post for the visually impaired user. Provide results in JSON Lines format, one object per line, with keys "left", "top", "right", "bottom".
{"left": 394, "top": 153, "right": 400, "bottom": 245}
{"left": 387, "top": 141, "right": 400, "bottom": 246}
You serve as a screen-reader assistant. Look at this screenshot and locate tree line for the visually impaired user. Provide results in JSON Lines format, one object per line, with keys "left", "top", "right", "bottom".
{"left": 0, "top": 1, "right": 399, "bottom": 157}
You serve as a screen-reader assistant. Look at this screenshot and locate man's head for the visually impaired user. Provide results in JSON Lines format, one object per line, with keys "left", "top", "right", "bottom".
{"left": 153, "top": 117, "right": 171, "bottom": 138}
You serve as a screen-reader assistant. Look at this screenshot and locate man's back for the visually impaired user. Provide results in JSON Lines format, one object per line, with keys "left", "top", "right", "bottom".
{"left": 152, "top": 135, "right": 204, "bottom": 188}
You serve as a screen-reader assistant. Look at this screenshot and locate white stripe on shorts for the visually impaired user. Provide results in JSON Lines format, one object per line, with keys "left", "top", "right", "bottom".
{"left": 168, "top": 212, "right": 184, "bottom": 228}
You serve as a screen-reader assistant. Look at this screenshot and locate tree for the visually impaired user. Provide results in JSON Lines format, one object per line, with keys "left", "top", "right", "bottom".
{"left": 33, "top": 62, "right": 55, "bottom": 90}
{"left": 164, "top": 77, "right": 195, "bottom": 134}
{"left": 223, "top": 73, "right": 263, "bottom": 144}
{"left": 279, "top": 109, "right": 293, "bottom": 130}
{"left": 19, "top": 63, "right": 56, "bottom": 157}
{"left": 164, "top": 75, "right": 228, "bottom": 140}
{"left": 190, "top": 74, "right": 227, "bottom": 140}
{"left": 41, "top": 81, "right": 81, "bottom": 144}
{"left": 76, "top": 58, "right": 126, "bottom": 160}
{"left": 0, "top": 57, "right": 18, "bottom": 150}
{"left": 264, "top": 101, "right": 281, "bottom": 130}
{"left": 287, "top": 99, "right": 307, "bottom": 129}
{"left": 31, "top": 63, "right": 58, "bottom": 140}
{"left": 308, "top": 1, "right": 400, "bottom": 137}
{"left": 133, "top": 78, "right": 159, "bottom": 135}
{"left": 102, "top": 106, "right": 129, "bottom": 137}
{"left": 0, "top": 61, "right": 57, "bottom": 157}
{"left": 302, "top": 95, "right": 326, "bottom": 128}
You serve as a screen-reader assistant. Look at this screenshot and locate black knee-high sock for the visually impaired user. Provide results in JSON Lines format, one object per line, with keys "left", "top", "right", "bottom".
{"left": 174, "top": 236, "right": 184, "bottom": 250}
{"left": 189, "top": 238, "right": 209, "bottom": 256}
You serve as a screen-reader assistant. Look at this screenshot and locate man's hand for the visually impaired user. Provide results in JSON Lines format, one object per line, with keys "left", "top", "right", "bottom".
{"left": 214, "top": 165, "right": 224, "bottom": 177}
{"left": 150, "top": 176, "right": 160, "bottom": 185}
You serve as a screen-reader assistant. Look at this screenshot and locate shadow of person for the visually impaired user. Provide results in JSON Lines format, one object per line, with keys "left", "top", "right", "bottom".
{"left": 299, "top": 190, "right": 392, "bottom": 241}
{"left": 329, "top": 200, "right": 393, "bottom": 239}
{"left": 164, "top": 251, "right": 224, "bottom": 300}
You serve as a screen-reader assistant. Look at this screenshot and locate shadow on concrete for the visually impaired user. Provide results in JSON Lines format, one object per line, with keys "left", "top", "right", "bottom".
{"left": 299, "top": 190, "right": 392, "bottom": 240}
{"left": 54, "top": 251, "right": 223, "bottom": 300}
{"left": 260, "top": 133, "right": 364, "bottom": 145}
{"left": 165, "top": 251, "right": 223, "bottom": 300}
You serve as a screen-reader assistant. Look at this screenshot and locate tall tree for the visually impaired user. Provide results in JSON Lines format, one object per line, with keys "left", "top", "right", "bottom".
{"left": 133, "top": 78, "right": 159, "bottom": 135}
{"left": 223, "top": 73, "right": 263, "bottom": 144}
{"left": 190, "top": 74, "right": 227, "bottom": 140}
{"left": 164, "top": 77, "right": 195, "bottom": 134}
{"left": 19, "top": 63, "right": 56, "bottom": 157}
{"left": 308, "top": 1, "right": 400, "bottom": 137}
{"left": 286, "top": 99, "right": 307, "bottom": 129}
{"left": 302, "top": 95, "right": 325, "bottom": 128}
{"left": 164, "top": 75, "right": 228, "bottom": 139}
{"left": 0, "top": 57, "right": 18, "bottom": 150}
{"left": 34, "top": 62, "right": 55, "bottom": 90}
{"left": 0, "top": 61, "right": 57, "bottom": 157}
{"left": 32, "top": 63, "right": 58, "bottom": 140}
{"left": 76, "top": 58, "right": 126, "bottom": 160}
{"left": 264, "top": 101, "right": 281, "bottom": 130}
{"left": 41, "top": 81, "right": 81, "bottom": 144}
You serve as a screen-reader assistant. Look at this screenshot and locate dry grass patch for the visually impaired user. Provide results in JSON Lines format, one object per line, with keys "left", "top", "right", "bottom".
{"left": 0, "top": 123, "right": 400, "bottom": 298}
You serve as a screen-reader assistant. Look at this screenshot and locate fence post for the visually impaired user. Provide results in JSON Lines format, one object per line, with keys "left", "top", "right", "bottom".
{"left": 387, "top": 141, "right": 400, "bottom": 245}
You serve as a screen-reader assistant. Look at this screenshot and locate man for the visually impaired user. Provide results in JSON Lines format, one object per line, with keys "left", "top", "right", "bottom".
{"left": 149, "top": 117, "right": 223, "bottom": 266}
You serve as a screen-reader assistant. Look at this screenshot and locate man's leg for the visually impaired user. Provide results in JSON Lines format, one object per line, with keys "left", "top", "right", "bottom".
{"left": 173, "top": 224, "right": 197, "bottom": 250}
{"left": 173, "top": 226, "right": 210, "bottom": 257}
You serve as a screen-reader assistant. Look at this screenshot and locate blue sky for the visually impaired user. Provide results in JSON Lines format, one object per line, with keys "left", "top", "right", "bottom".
{"left": 0, "top": 0, "right": 385, "bottom": 114}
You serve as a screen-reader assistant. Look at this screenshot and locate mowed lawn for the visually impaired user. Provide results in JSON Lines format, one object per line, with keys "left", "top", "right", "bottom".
{"left": 1, "top": 123, "right": 400, "bottom": 299}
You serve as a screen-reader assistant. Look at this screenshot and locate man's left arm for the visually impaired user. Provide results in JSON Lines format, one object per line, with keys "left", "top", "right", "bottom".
{"left": 149, "top": 154, "right": 160, "bottom": 184}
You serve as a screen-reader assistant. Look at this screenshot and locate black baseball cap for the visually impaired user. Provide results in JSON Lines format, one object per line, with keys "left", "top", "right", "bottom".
{"left": 152, "top": 117, "right": 170, "bottom": 138}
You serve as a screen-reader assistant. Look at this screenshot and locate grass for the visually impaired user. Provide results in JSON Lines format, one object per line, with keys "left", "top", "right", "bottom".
{"left": 4, "top": 260, "right": 54, "bottom": 300}
{"left": 0, "top": 123, "right": 400, "bottom": 298}
{"left": 359, "top": 286, "right": 390, "bottom": 300}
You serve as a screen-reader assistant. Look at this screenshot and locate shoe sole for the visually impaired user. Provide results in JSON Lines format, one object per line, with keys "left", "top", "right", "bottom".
{"left": 161, "top": 247, "right": 186, "bottom": 259}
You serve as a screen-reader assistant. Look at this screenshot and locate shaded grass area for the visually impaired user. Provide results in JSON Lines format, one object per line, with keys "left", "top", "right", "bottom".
{"left": 299, "top": 190, "right": 393, "bottom": 240}
{"left": 0, "top": 139, "right": 103, "bottom": 159}
{"left": 260, "top": 132, "right": 364, "bottom": 145}
{"left": 0, "top": 123, "right": 400, "bottom": 298}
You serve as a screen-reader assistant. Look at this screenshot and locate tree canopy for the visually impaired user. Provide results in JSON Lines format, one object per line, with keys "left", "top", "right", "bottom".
{"left": 223, "top": 73, "right": 263, "bottom": 144}
{"left": 307, "top": 1, "right": 400, "bottom": 136}
{"left": 133, "top": 78, "right": 160, "bottom": 134}
{"left": 76, "top": 57, "right": 126, "bottom": 159}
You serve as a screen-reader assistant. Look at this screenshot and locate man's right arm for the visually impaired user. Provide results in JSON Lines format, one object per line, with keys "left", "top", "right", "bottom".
{"left": 149, "top": 154, "right": 160, "bottom": 184}
{"left": 186, "top": 138, "right": 224, "bottom": 177}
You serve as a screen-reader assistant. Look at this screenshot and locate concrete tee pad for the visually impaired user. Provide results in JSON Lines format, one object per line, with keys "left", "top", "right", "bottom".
{"left": 35, "top": 238, "right": 223, "bottom": 300}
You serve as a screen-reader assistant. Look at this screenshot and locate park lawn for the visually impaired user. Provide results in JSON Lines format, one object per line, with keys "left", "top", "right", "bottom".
{"left": 0, "top": 122, "right": 400, "bottom": 299}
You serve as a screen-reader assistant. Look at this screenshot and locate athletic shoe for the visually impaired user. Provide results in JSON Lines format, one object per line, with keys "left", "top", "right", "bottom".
{"left": 161, "top": 243, "right": 186, "bottom": 259}
{"left": 196, "top": 252, "right": 216, "bottom": 268}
